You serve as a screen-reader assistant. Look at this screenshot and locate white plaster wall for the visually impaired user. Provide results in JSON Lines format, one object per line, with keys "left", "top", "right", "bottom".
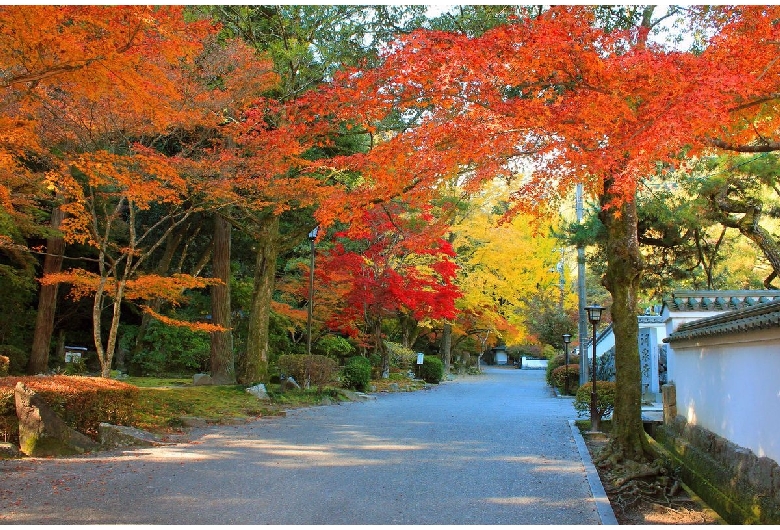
{"left": 663, "top": 310, "right": 725, "bottom": 384}
{"left": 596, "top": 328, "right": 615, "bottom": 358}
{"left": 672, "top": 328, "right": 780, "bottom": 466}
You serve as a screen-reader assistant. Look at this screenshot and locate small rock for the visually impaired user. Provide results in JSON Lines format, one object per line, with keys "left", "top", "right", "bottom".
{"left": 0, "top": 442, "right": 21, "bottom": 459}
{"left": 193, "top": 373, "right": 213, "bottom": 386}
{"left": 281, "top": 377, "right": 300, "bottom": 391}
{"left": 389, "top": 383, "right": 400, "bottom": 392}
{"left": 99, "top": 423, "right": 167, "bottom": 448}
{"left": 246, "top": 383, "right": 270, "bottom": 400}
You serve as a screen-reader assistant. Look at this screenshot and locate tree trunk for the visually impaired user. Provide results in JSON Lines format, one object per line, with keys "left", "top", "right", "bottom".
{"left": 27, "top": 204, "right": 65, "bottom": 374}
{"left": 240, "top": 215, "right": 280, "bottom": 385}
{"left": 374, "top": 316, "right": 390, "bottom": 379}
{"left": 441, "top": 321, "right": 452, "bottom": 373}
{"left": 209, "top": 213, "right": 235, "bottom": 385}
{"left": 599, "top": 184, "right": 652, "bottom": 463}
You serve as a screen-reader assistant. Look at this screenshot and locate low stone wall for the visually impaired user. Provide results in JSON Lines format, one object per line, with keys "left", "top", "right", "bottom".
{"left": 654, "top": 415, "right": 780, "bottom": 524}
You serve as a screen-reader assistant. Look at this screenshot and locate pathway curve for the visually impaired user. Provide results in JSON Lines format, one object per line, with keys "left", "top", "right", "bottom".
{"left": 0, "top": 367, "right": 602, "bottom": 524}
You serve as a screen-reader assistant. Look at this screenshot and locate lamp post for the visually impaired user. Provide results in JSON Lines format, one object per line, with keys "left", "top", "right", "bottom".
{"left": 562, "top": 333, "right": 572, "bottom": 395}
{"left": 585, "top": 304, "right": 605, "bottom": 432}
{"left": 306, "top": 226, "right": 319, "bottom": 356}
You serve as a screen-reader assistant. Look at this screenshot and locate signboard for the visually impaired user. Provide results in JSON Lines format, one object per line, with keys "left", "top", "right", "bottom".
{"left": 64, "top": 346, "right": 87, "bottom": 363}
{"left": 416, "top": 353, "right": 425, "bottom": 365}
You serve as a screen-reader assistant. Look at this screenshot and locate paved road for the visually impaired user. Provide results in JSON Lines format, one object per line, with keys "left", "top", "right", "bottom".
{"left": 0, "top": 367, "right": 602, "bottom": 525}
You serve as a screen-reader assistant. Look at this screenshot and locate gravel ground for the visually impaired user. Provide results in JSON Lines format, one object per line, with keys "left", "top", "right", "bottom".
{"left": 0, "top": 367, "right": 603, "bottom": 525}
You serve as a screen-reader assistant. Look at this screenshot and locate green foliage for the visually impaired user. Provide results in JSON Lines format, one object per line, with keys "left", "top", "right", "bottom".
{"left": 0, "top": 345, "right": 27, "bottom": 376}
{"left": 341, "top": 356, "right": 372, "bottom": 391}
{"left": 524, "top": 296, "right": 577, "bottom": 350}
{"left": 419, "top": 355, "right": 444, "bottom": 384}
{"left": 122, "top": 321, "right": 210, "bottom": 377}
{"left": 64, "top": 357, "right": 88, "bottom": 376}
{"left": 277, "top": 354, "right": 338, "bottom": 389}
{"left": 546, "top": 352, "right": 580, "bottom": 386}
{"left": 574, "top": 381, "right": 616, "bottom": 422}
{"left": 551, "top": 364, "right": 580, "bottom": 395}
{"left": 313, "top": 334, "right": 354, "bottom": 360}
{"left": 385, "top": 341, "right": 417, "bottom": 370}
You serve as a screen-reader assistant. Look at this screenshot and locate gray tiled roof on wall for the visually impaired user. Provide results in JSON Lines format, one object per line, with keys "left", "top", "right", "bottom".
{"left": 665, "top": 298, "right": 780, "bottom": 343}
{"left": 662, "top": 290, "right": 780, "bottom": 312}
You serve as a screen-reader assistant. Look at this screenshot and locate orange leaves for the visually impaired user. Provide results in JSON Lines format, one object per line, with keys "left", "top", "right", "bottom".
{"left": 43, "top": 269, "right": 218, "bottom": 305}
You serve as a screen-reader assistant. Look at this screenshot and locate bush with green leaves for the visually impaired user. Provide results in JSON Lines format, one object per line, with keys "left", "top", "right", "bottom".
{"left": 121, "top": 321, "right": 210, "bottom": 376}
{"left": 546, "top": 353, "right": 580, "bottom": 386}
{"left": 385, "top": 341, "right": 417, "bottom": 371}
{"left": 0, "top": 345, "right": 27, "bottom": 375}
{"left": 420, "top": 355, "right": 444, "bottom": 384}
{"left": 574, "top": 381, "right": 616, "bottom": 423}
{"left": 313, "top": 334, "right": 355, "bottom": 360}
{"left": 551, "top": 364, "right": 580, "bottom": 395}
{"left": 341, "top": 356, "right": 372, "bottom": 391}
{"left": 277, "top": 354, "right": 338, "bottom": 389}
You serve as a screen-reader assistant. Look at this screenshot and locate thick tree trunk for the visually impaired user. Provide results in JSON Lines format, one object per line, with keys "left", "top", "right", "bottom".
{"left": 240, "top": 215, "right": 280, "bottom": 385}
{"left": 441, "top": 322, "right": 452, "bottom": 373}
{"left": 599, "top": 185, "right": 652, "bottom": 463}
{"left": 28, "top": 204, "right": 65, "bottom": 374}
{"left": 209, "top": 213, "right": 235, "bottom": 385}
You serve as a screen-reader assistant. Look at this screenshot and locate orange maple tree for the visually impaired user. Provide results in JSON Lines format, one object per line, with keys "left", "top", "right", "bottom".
{"left": 0, "top": 6, "right": 281, "bottom": 377}
{"left": 312, "top": 5, "right": 780, "bottom": 461}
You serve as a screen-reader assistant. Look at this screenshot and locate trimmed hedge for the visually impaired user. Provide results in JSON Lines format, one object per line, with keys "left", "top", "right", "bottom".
{"left": 420, "top": 355, "right": 444, "bottom": 384}
{"left": 342, "top": 356, "right": 372, "bottom": 391}
{"left": 277, "top": 354, "right": 338, "bottom": 389}
{"left": 546, "top": 352, "right": 580, "bottom": 386}
{"left": 0, "top": 375, "right": 138, "bottom": 443}
{"left": 551, "top": 364, "right": 580, "bottom": 395}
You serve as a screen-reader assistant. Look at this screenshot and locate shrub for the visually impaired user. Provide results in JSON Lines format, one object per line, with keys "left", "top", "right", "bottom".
{"left": 341, "top": 356, "right": 372, "bottom": 391}
{"left": 0, "top": 375, "right": 138, "bottom": 441}
{"left": 546, "top": 353, "right": 580, "bottom": 386}
{"left": 385, "top": 341, "right": 417, "bottom": 371}
{"left": 313, "top": 335, "right": 354, "bottom": 361}
{"left": 277, "top": 354, "right": 338, "bottom": 389}
{"left": 0, "top": 345, "right": 27, "bottom": 375}
{"left": 0, "top": 355, "right": 8, "bottom": 377}
{"left": 551, "top": 364, "right": 580, "bottom": 395}
{"left": 573, "top": 381, "right": 616, "bottom": 423}
{"left": 122, "top": 321, "right": 210, "bottom": 376}
{"left": 419, "top": 355, "right": 444, "bottom": 384}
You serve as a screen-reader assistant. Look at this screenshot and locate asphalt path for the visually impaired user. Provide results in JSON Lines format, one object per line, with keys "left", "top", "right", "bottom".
{"left": 0, "top": 367, "right": 603, "bottom": 525}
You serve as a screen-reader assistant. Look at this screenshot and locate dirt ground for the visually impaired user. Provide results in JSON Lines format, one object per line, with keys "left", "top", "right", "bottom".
{"left": 582, "top": 433, "right": 723, "bottom": 525}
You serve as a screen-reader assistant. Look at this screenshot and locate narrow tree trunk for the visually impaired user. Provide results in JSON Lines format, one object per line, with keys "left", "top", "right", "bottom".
{"left": 209, "top": 213, "right": 235, "bottom": 384}
{"left": 599, "top": 184, "right": 652, "bottom": 463}
{"left": 240, "top": 215, "right": 280, "bottom": 384}
{"left": 375, "top": 317, "right": 390, "bottom": 379}
{"left": 28, "top": 204, "right": 65, "bottom": 374}
{"left": 441, "top": 321, "right": 452, "bottom": 373}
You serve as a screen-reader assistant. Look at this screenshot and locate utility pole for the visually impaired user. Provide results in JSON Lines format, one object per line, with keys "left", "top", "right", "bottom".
{"left": 576, "top": 182, "right": 589, "bottom": 386}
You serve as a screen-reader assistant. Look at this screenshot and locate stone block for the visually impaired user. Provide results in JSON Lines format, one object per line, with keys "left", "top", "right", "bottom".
{"left": 98, "top": 423, "right": 164, "bottom": 448}
{"left": 15, "top": 382, "right": 99, "bottom": 457}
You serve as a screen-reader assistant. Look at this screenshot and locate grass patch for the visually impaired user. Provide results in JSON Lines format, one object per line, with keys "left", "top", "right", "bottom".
{"left": 123, "top": 374, "right": 428, "bottom": 434}
{"left": 132, "top": 383, "right": 276, "bottom": 432}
